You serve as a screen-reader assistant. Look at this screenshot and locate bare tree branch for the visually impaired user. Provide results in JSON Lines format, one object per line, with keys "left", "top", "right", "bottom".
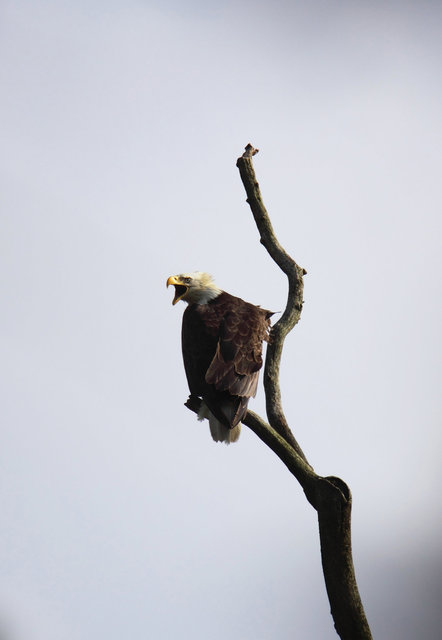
{"left": 236, "top": 145, "right": 308, "bottom": 460}
{"left": 235, "top": 144, "right": 373, "bottom": 640}
{"left": 184, "top": 145, "right": 373, "bottom": 639}
{"left": 185, "top": 394, "right": 316, "bottom": 497}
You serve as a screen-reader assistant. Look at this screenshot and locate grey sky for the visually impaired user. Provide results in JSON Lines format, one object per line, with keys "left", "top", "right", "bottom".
{"left": 1, "top": 1, "right": 441, "bottom": 638}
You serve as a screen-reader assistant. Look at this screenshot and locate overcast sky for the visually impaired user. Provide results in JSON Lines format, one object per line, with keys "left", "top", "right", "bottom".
{"left": 1, "top": 1, "right": 441, "bottom": 638}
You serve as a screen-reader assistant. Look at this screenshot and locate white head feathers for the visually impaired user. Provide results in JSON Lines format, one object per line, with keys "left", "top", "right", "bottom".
{"left": 167, "top": 272, "right": 222, "bottom": 305}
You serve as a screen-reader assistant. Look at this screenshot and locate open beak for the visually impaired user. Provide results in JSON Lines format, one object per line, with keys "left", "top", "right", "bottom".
{"left": 167, "top": 275, "right": 188, "bottom": 305}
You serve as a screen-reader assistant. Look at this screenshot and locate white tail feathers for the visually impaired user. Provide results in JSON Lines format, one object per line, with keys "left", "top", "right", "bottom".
{"left": 209, "top": 420, "right": 241, "bottom": 444}
{"left": 197, "top": 401, "right": 241, "bottom": 444}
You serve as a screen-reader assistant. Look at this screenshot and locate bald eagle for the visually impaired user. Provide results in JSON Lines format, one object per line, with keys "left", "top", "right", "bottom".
{"left": 167, "top": 272, "right": 272, "bottom": 443}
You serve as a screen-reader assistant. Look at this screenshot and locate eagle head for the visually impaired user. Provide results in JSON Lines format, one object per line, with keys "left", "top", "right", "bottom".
{"left": 166, "top": 272, "right": 222, "bottom": 305}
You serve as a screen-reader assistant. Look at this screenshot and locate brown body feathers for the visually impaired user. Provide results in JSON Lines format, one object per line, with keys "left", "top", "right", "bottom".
{"left": 182, "top": 291, "right": 272, "bottom": 436}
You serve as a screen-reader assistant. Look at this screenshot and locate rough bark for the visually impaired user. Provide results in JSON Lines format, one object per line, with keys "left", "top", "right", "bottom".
{"left": 186, "top": 144, "right": 373, "bottom": 639}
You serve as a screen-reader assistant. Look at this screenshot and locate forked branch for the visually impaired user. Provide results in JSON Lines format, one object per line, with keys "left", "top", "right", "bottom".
{"left": 185, "top": 145, "right": 373, "bottom": 639}
{"left": 236, "top": 144, "right": 373, "bottom": 640}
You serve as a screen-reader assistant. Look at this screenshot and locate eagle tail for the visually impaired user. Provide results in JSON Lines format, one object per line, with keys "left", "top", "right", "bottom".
{"left": 197, "top": 401, "right": 241, "bottom": 444}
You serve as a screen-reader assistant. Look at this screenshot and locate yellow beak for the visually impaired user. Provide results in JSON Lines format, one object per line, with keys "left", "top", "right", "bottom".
{"left": 166, "top": 275, "right": 180, "bottom": 288}
{"left": 166, "top": 275, "right": 187, "bottom": 305}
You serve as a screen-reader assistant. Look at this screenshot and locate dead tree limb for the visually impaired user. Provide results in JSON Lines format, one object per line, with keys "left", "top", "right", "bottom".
{"left": 236, "top": 144, "right": 308, "bottom": 461}
{"left": 186, "top": 144, "right": 373, "bottom": 639}
{"left": 236, "top": 144, "right": 373, "bottom": 640}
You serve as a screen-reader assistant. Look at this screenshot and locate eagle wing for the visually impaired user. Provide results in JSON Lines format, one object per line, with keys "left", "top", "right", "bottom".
{"left": 205, "top": 298, "right": 272, "bottom": 398}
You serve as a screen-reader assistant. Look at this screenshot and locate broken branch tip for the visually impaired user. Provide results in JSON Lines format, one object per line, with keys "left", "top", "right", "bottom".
{"left": 242, "top": 143, "right": 259, "bottom": 158}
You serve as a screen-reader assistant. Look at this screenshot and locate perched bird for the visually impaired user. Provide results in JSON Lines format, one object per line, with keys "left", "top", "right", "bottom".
{"left": 167, "top": 272, "right": 272, "bottom": 443}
